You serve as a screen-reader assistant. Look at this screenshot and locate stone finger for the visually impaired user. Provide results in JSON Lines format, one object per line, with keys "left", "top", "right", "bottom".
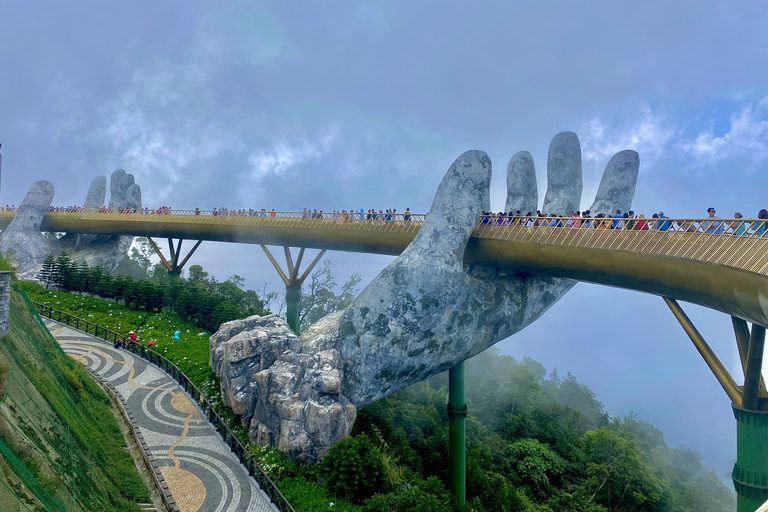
{"left": 124, "top": 184, "right": 142, "bottom": 210}
{"left": 505, "top": 150, "right": 537, "bottom": 215}
{"left": 587, "top": 150, "right": 639, "bottom": 216}
{"left": 541, "top": 131, "right": 582, "bottom": 215}
{"left": 84, "top": 176, "right": 106, "bottom": 208}
{"left": 401, "top": 150, "right": 491, "bottom": 271}
{"left": 107, "top": 169, "right": 127, "bottom": 209}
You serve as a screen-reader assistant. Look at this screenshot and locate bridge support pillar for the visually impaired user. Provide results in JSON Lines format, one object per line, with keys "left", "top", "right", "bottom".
{"left": 147, "top": 237, "right": 203, "bottom": 282}
{"left": 260, "top": 245, "right": 326, "bottom": 336}
{"left": 285, "top": 284, "right": 301, "bottom": 336}
{"left": 447, "top": 361, "right": 467, "bottom": 506}
{"left": 733, "top": 406, "right": 768, "bottom": 512}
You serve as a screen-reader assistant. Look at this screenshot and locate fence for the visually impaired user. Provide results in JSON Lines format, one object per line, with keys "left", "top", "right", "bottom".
{"left": 31, "top": 301, "right": 296, "bottom": 512}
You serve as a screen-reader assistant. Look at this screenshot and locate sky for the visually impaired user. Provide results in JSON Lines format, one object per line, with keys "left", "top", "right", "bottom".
{"left": 2, "top": 0, "right": 768, "bottom": 481}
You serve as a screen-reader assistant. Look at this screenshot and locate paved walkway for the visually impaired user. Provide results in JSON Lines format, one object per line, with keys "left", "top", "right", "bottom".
{"left": 45, "top": 320, "right": 277, "bottom": 512}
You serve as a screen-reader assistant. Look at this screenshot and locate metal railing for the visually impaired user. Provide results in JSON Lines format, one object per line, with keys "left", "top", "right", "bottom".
{"left": 31, "top": 301, "right": 296, "bottom": 512}
{"left": 473, "top": 216, "right": 768, "bottom": 276}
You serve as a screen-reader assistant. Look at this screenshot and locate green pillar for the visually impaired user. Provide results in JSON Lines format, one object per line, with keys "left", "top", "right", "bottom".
{"left": 447, "top": 361, "right": 467, "bottom": 506}
{"left": 167, "top": 269, "right": 181, "bottom": 283}
{"left": 285, "top": 284, "right": 301, "bottom": 335}
{"left": 733, "top": 406, "right": 768, "bottom": 511}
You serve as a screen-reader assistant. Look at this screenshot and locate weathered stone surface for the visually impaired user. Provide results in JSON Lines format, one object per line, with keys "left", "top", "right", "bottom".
{"left": 211, "top": 132, "right": 640, "bottom": 461}
{"left": 588, "top": 150, "right": 640, "bottom": 216}
{"left": 1, "top": 170, "right": 145, "bottom": 277}
{"left": 108, "top": 169, "right": 126, "bottom": 209}
{"left": 125, "top": 184, "right": 142, "bottom": 210}
{"left": 84, "top": 176, "right": 107, "bottom": 208}
{"left": 210, "top": 314, "right": 355, "bottom": 463}
{"left": 505, "top": 150, "right": 537, "bottom": 214}
{"left": 0, "top": 181, "right": 59, "bottom": 277}
{"left": 542, "top": 131, "right": 582, "bottom": 215}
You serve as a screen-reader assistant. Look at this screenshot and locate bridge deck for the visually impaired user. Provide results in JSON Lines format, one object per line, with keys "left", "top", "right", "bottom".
{"left": 2, "top": 211, "right": 767, "bottom": 327}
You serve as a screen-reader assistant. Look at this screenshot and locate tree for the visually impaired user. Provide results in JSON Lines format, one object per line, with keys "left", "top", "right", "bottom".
{"left": 188, "top": 265, "right": 211, "bottom": 288}
{"left": 507, "top": 438, "right": 566, "bottom": 499}
{"left": 38, "top": 254, "right": 56, "bottom": 288}
{"left": 580, "top": 428, "right": 666, "bottom": 510}
{"left": 149, "top": 262, "right": 169, "bottom": 284}
{"left": 321, "top": 434, "right": 387, "bottom": 503}
{"left": 299, "top": 259, "right": 361, "bottom": 331}
{"left": 53, "top": 250, "right": 73, "bottom": 290}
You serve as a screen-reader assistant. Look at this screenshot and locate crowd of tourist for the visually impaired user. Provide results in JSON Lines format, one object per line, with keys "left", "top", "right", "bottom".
{"left": 479, "top": 208, "right": 768, "bottom": 236}
{"left": 3, "top": 203, "right": 767, "bottom": 236}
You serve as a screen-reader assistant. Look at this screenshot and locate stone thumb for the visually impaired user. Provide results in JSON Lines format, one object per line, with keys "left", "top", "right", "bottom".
{"left": 10, "top": 180, "right": 54, "bottom": 232}
{"left": 402, "top": 150, "right": 491, "bottom": 271}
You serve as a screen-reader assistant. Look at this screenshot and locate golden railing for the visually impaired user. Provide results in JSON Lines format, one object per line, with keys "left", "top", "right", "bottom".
{"left": 474, "top": 217, "right": 768, "bottom": 276}
{"left": 0, "top": 210, "right": 767, "bottom": 276}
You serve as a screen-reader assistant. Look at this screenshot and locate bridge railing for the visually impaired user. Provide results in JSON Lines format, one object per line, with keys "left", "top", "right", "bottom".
{"left": 474, "top": 216, "right": 768, "bottom": 275}
{"left": 30, "top": 301, "right": 296, "bottom": 512}
{"left": 3, "top": 209, "right": 768, "bottom": 274}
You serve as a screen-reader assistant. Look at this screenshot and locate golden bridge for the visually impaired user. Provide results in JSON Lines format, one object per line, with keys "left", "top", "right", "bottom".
{"left": 3, "top": 208, "right": 768, "bottom": 510}
{"left": 1, "top": 209, "right": 766, "bottom": 328}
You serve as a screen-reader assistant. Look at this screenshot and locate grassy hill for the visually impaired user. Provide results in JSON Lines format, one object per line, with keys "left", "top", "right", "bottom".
{"left": 0, "top": 276, "right": 150, "bottom": 511}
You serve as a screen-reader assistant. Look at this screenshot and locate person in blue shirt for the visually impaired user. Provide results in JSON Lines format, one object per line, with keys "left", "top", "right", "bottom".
{"left": 612, "top": 209, "right": 623, "bottom": 229}
{"left": 657, "top": 211, "right": 671, "bottom": 231}
{"left": 732, "top": 212, "right": 750, "bottom": 236}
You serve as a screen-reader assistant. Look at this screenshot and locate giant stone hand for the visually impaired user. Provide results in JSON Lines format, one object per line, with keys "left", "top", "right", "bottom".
{"left": 0, "top": 169, "right": 142, "bottom": 278}
{"left": 214, "top": 131, "right": 639, "bottom": 461}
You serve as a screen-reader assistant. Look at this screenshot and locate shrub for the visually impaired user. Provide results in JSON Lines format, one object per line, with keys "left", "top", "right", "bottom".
{"left": 322, "top": 434, "right": 387, "bottom": 503}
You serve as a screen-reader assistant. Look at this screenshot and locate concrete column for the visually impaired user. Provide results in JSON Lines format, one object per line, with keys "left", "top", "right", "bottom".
{"left": 447, "top": 361, "right": 467, "bottom": 506}
{"left": 733, "top": 406, "right": 768, "bottom": 511}
{"left": 285, "top": 284, "right": 301, "bottom": 335}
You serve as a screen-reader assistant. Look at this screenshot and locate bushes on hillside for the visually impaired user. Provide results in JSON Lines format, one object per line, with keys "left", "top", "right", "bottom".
{"left": 39, "top": 250, "right": 269, "bottom": 332}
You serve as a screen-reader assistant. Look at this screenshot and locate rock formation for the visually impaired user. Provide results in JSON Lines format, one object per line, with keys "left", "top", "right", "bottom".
{"left": 211, "top": 132, "right": 641, "bottom": 461}
{"left": 0, "top": 170, "right": 143, "bottom": 279}
{"left": 210, "top": 313, "right": 355, "bottom": 462}
{"left": 0, "top": 181, "right": 59, "bottom": 276}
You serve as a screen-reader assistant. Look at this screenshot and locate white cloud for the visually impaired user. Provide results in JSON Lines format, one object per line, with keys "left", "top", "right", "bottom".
{"left": 681, "top": 100, "right": 768, "bottom": 163}
{"left": 581, "top": 107, "right": 678, "bottom": 164}
{"left": 247, "top": 128, "right": 339, "bottom": 179}
{"left": 581, "top": 95, "right": 768, "bottom": 172}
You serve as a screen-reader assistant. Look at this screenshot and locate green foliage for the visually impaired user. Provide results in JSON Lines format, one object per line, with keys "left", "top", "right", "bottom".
{"left": 580, "top": 428, "right": 665, "bottom": 510}
{"left": 277, "top": 477, "right": 362, "bottom": 511}
{"left": 322, "top": 434, "right": 388, "bottom": 503}
{"left": 507, "top": 438, "right": 566, "bottom": 498}
{"left": 29, "top": 250, "right": 270, "bottom": 333}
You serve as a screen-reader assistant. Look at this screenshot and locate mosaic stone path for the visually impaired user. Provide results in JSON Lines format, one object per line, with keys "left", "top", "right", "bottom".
{"left": 45, "top": 319, "right": 278, "bottom": 512}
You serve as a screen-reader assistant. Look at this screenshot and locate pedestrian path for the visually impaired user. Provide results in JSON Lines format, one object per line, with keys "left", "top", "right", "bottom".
{"left": 44, "top": 319, "right": 277, "bottom": 512}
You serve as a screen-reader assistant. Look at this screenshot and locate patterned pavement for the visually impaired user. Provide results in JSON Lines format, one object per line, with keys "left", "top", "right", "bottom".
{"left": 45, "top": 320, "right": 277, "bottom": 512}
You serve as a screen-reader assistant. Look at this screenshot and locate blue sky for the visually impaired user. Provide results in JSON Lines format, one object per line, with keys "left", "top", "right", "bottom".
{"left": 2, "top": 0, "right": 768, "bottom": 480}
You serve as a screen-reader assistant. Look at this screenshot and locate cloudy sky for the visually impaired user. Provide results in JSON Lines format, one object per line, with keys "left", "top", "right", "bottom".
{"left": 2, "top": 0, "right": 768, "bottom": 480}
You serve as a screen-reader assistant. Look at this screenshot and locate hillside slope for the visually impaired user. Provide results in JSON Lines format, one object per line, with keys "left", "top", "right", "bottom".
{"left": 0, "top": 281, "right": 150, "bottom": 511}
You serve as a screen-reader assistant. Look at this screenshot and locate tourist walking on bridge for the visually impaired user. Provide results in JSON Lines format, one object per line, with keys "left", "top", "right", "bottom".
{"left": 703, "top": 207, "right": 725, "bottom": 234}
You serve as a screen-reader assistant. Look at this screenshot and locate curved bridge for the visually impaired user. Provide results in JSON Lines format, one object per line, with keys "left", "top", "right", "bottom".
{"left": 1, "top": 209, "right": 767, "bottom": 328}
